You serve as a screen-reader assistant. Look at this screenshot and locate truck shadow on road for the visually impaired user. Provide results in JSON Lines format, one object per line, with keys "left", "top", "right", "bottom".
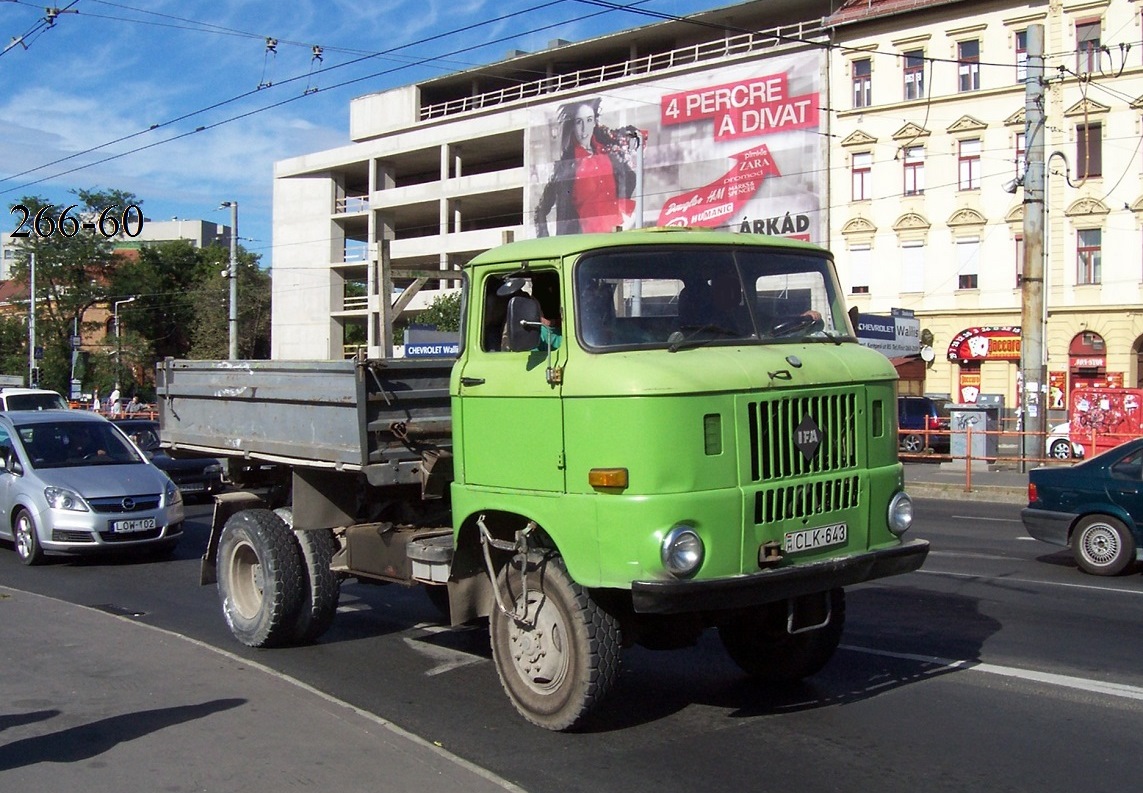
{"left": 583, "top": 585, "right": 1000, "bottom": 732}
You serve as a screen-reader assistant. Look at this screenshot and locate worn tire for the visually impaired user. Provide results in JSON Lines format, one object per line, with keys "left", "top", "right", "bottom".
{"left": 1049, "top": 439, "right": 1073, "bottom": 460}
{"left": 291, "top": 528, "right": 341, "bottom": 643}
{"left": 490, "top": 555, "right": 621, "bottom": 731}
{"left": 217, "top": 509, "right": 304, "bottom": 647}
{"left": 1072, "top": 515, "right": 1136, "bottom": 576}
{"left": 13, "top": 509, "right": 44, "bottom": 566}
{"left": 718, "top": 588, "right": 845, "bottom": 683}
{"left": 271, "top": 507, "right": 341, "bottom": 643}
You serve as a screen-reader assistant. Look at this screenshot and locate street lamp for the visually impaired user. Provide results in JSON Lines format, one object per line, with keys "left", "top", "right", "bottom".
{"left": 218, "top": 201, "right": 238, "bottom": 359}
{"left": 114, "top": 296, "right": 136, "bottom": 388}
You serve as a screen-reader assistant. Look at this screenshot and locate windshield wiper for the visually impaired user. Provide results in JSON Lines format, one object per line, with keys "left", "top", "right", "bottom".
{"left": 668, "top": 323, "right": 742, "bottom": 352}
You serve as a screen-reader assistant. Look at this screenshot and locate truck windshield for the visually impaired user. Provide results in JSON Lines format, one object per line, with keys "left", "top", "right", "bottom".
{"left": 574, "top": 245, "right": 852, "bottom": 351}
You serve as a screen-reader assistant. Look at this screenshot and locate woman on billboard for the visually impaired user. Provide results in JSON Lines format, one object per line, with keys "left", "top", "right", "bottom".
{"left": 534, "top": 97, "right": 642, "bottom": 236}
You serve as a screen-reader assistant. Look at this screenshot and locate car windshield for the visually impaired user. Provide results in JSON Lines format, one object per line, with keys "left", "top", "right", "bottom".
{"left": 574, "top": 245, "right": 852, "bottom": 351}
{"left": 3, "top": 393, "right": 68, "bottom": 410}
{"left": 16, "top": 421, "right": 144, "bottom": 469}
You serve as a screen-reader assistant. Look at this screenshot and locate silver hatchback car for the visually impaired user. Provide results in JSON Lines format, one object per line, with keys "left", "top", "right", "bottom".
{"left": 0, "top": 410, "right": 185, "bottom": 565}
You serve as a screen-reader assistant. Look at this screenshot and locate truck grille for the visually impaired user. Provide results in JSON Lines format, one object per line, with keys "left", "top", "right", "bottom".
{"left": 747, "top": 391, "right": 858, "bottom": 481}
{"left": 754, "top": 474, "right": 860, "bottom": 524}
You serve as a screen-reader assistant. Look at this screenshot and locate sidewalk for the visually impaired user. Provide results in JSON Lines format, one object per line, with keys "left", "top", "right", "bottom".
{"left": 0, "top": 587, "right": 524, "bottom": 793}
{"left": 903, "top": 460, "right": 1029, "bottom": 504}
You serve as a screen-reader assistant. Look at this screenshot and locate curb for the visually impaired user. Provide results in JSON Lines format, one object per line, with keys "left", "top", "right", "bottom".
{"left": 906, "top": 482, "right": 1027, "bottom": 505}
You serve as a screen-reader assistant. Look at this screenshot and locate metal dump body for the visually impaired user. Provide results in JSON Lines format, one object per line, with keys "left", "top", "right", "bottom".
{"left": 156, "top": 358, "right": 453, "bottom": 470}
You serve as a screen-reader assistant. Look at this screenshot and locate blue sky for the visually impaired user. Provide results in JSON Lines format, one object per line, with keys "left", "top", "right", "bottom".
{"left": 0, "top": 0, "right": 726, "bottom": 269}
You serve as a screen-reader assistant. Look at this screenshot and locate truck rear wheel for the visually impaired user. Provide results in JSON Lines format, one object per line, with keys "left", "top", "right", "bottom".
{"left": 272, "top": 508, "right": 341, "bottom": 643}
{"left": 217, "top": 509, "right": 304, "bottom": 648}
{"left": 718, "top": 588, "right": 845, "bottom": 683}
{"left": 490, "top": 556, "right": 621, "bottom": 731}
{"left": 291, "top": 528, "right": 341, "bottom": 643}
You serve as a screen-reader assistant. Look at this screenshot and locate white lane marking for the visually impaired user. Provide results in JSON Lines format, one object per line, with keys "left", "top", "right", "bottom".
{"left": 404, "top": 622, "right": 487, "bottom": 677}
{"left": 916, "top": 567, "right": 1143, "bottom": 595}
{"left": 842, "top": 644, "right": 1143, "bottom": 703}
{"left": 949, "top": 515, "right": 1023, "bottom": 523}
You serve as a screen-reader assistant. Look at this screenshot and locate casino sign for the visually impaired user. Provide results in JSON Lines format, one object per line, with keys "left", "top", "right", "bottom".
{"left": 947, "top": 326, "right": 1021, "bottom": 362}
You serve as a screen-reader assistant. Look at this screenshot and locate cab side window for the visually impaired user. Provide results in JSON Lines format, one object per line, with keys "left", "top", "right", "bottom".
{"left": 480, "top": 271, "right": 561, "bottom": 352}
{"left": 1111, "top": 449, "right": 1143, "bottom": 481}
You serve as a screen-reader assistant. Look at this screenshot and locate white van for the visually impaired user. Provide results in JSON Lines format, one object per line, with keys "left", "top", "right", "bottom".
{"left": 0, "top": 387, "right": 70, "bottom": 411}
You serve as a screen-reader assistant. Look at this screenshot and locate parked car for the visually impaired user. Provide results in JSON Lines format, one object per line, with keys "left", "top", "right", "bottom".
{"left": 0, "top": 410, "right": 184, "bottom": 565}
{"left": 113, "top": 418, "right": 224, "bottom": 499}
{"left": 897, "top": 395, "right": 951, "bottom": 453}
{"left": 0, "top": 387, "right": 69, "bottom": 411}
{"left": 1046, "top": 421, "right": 1085, "bottom": 460}
{"left": 1021, "top": 438, "right": 1143, "bottom": 576}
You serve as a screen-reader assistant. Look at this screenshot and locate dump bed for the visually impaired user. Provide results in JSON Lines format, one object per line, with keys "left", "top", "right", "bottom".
{"left": 156, "top": 358, "right": 453, "bottom": 471}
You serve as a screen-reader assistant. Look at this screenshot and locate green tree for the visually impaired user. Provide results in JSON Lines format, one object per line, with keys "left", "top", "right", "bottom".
{"left": 0, "top": 314, "right": 28, "bottom": 381}
{"left": 416, "top": 291, "right": 462, "bottom": 332}
{"left": 187, "top": 243, "right": 271, "bottom": 359}
{"left": 8, "top": 189, "right": 142, "bottom": 394}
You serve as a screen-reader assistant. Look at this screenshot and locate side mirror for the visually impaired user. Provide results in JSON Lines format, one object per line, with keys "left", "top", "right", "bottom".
{"left": 4, "top": 453, "right": 22, "bottom": 476}
{"left": 505, "top": 295, "right": 542, "bottom": 352}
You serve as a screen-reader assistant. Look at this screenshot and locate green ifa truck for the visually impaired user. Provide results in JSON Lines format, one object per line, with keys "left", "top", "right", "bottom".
{"left": 157, "top": 227, "right": 927, "bottom": 731}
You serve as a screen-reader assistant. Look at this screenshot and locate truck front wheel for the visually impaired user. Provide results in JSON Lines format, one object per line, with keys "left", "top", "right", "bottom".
{"left": 217, "top": 509, "right": 304, "bottom": 648}
{"left": 490, "top": 556, "right": 621, "bottom": 731}
{"left": 718, "top": 588, "right": 845, "bottom": 683}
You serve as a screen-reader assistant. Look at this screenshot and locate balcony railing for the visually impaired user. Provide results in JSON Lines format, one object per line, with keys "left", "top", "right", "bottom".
{"left": 420, "top": 20, "right": 826, "bottom": 121}
{"left": 335, "top": 195, "right": 369, "bottom": 214}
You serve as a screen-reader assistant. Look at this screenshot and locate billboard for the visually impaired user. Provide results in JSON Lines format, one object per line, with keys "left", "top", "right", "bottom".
{"left": 526, "top": 51, "right": 825, "bottom": 242}
{"left": 855, "top": 310, "right": 920, "bottom": 358}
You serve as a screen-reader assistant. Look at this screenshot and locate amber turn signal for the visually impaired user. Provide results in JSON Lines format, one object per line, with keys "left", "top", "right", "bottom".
{"left": 589, "top": 467, "right": 629, "bottom": 488}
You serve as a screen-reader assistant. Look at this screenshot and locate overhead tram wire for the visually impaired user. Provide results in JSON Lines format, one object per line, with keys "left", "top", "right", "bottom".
{"left": 0, "top": 1, "right": 655, "bottom": 195}
{"left": 0, "top": 0, "right": 593, "bottom": 189}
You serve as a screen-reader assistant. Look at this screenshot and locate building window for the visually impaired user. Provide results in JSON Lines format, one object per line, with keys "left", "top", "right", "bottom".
{"left": 958, "top": 40, "right": 980, "bottom": 92}
{"left": 903, "top": 146, "right": 924, "bottom": 196}
{"left": 903, "top": 49, "right": 925, "bottom": 100}
{"left": 850, "top": 245, "right": 871, "bottom": 294}
{"left": 958, "top": 138, "right": 981, "bottom": 190}
{"left": 1016, "top": 30, "right": 1028, "bottom": 82}
{"left": 852, "top": 152, "right": 872, "bottom": 201}
{"left": 1076, "top": 19, "right": 1101, "bottom": 75}
{"left": 1077, "top": 228, "right": 1101, "bottom": 284}
{"left": 1015, "top": 234, "right": 1024, "bottom": 287}
{"left": 1015, "top": 132, "right": 1026, "bottom": 179}
{"left": 1077, "top": 123, "right": 1102, "bottom": 178}
{"left": 957, "top": 238, "right": 980, "bottom": 290}
{"left": 901, "top": 242, "right": 924, "bottom": 292}
{"left": 853, "top": 58, "right": 872, "bottom": 108}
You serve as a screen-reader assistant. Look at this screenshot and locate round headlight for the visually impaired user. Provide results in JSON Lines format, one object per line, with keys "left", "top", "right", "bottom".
{"left": 661, "top": 525, "right": 704, "bottom": 577}
{"left": 887, "top": 491, "right": 913, "bottom": 537}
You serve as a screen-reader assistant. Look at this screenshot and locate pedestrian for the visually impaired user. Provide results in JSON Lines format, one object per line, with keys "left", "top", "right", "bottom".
{"left": 109, "top": 385, "right": 121, "bottom": 418}
{"left": 91, "top": 388, "right": 101, "bottom": 412}
{"left": 126, "top": 395, "right": 143, "bottom": 415}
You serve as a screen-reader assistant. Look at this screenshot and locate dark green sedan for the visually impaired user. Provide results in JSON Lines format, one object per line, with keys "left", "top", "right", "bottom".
{"left": 1022, "top": 438, "right": 1143, "bottom": 576}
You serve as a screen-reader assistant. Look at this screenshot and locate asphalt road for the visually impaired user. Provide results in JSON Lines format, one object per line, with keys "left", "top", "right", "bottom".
{"left": 3, "top": 498, "right": 1142, "bottom": 792}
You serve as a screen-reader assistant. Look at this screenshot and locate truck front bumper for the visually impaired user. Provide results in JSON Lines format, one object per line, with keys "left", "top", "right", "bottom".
{"left": 630, "top": 539, "right": 929, "bottom": 614}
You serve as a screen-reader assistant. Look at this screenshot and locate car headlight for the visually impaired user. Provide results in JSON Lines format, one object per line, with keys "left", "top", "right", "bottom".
{"left": 44, "top": 486, "right": 89, "bottom": 512}
{"left": 887, "top": 491, "right": 913, "bottom": 537}
{"left": 661, "top": 525, "right": 704, "bottom": 577}
{"left": 165, "top": 479, "right": 183, "bottom": 506}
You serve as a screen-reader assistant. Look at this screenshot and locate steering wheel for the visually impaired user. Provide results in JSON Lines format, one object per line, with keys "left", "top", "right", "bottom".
{"left": 769, "top": 315, "right": 825, "bottom": 338}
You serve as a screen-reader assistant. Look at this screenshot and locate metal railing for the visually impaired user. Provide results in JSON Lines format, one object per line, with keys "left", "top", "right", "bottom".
{"left": 335, "top": 195, "right": 369, "bottom": 214}
{"left": 419, "top": 20, "right": 826, "bottom": 121}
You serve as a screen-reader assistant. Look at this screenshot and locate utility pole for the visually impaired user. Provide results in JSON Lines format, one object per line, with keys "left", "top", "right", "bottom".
{"left": 1020, "top": 23, "right": 1046, "bottom": 471}
{"left": 220, "top": 201, "right": 239, "bottom": 359}
{"left": 27, "top": 252, "right": 35, "bottom": 386}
